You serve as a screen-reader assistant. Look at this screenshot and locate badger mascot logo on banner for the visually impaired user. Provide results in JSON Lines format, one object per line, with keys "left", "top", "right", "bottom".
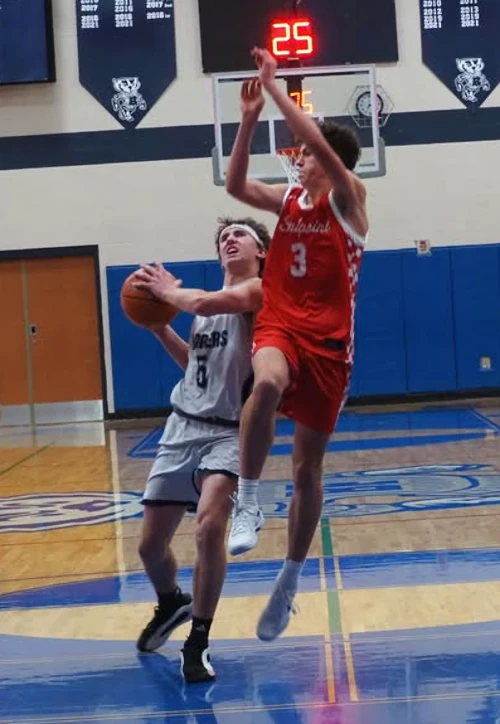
{"left": 455, "top": 57, "right": 490, "bottom": 103}
{"left": 111, "top": 77, "right": 147, "bottom": 122}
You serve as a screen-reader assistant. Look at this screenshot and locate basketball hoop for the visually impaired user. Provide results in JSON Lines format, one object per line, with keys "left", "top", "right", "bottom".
{"left": 276, "top": 147, "right": 301, "bottom": 186}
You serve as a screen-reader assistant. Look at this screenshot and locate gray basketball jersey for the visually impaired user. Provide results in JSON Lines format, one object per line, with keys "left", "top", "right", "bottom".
{"left": 170, "top": 311, "right": 253, "bottom": 423}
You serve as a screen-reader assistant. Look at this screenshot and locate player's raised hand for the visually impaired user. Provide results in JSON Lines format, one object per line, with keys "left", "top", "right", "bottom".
{"left": 133, "top": 262, "right": 182, "bottom": 301}
{"left": 240, "top": 78, "right": 265, "bottom": 117}
{"left": 251, "top": 47, "right": 277, "bottom": 88}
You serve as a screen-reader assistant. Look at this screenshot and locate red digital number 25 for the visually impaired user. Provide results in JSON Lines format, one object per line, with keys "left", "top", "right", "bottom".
{"left": 271, "top": 19, "right": 314, "bottom": 58}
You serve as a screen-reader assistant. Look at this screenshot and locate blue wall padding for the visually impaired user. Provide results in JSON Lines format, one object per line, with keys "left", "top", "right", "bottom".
{"left": 451, "top": 245, "right": 500, "bottom": 389}
{"left": 402, "top": 248, "right": 457, "bottom": 393}
{"left": 107, "top": 245, "right": 500, "bottom": 411}
{"left": 354, "top": 251, "right": 408, "bottom": 396}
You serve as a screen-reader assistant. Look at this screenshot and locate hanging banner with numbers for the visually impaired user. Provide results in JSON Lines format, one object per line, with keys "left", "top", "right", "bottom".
{"left": 76, "top": 0, "right": 176, "bottom": 129}
{"left": 419, "top": 0, "right": 500, "bottom": 109}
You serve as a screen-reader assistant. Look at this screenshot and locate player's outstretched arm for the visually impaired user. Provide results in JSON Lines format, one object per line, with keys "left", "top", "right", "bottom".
{"left": 253, "top": 48, "right": 358, "bottom": 209}
{"left": 226, "top": 78, "right": 287, "bottom": 214}
{"left": 134, "top": 264, "right": 263, "bottom": 317}
{"left": 148, "top": 324, "right": 189, "bottom": 370}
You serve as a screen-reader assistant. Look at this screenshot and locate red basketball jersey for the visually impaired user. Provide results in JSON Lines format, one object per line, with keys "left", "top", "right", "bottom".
{"left": 256, "top": 186, "right": 366, "bottom": 363}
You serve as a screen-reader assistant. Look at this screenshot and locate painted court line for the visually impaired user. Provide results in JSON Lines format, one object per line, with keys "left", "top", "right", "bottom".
{"left": 0, "top": 444, "right": 52, "bottom": 478}
{"left": 319, "top": 554, "right": 336, "bottom": 703}
{"left": 321, "top": 517, "right": 359, "bottom": 701}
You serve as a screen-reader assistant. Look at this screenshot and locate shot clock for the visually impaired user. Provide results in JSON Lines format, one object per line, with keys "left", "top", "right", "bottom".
{"left": 270, "top": 18, "right": 315, "bottom": 59}
{"left": 198, "top": 0, "right": 399, "bottom": 73}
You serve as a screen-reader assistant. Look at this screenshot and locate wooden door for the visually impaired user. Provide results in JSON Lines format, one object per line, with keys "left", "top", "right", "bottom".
{"left": 0, "top": 260, "right": 30, "bottom": 406}
{"left": 25, "top": 256, "right": 102, "bottom": 404}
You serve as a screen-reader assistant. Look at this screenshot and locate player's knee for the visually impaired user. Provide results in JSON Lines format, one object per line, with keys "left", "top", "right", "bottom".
{"left": 138, "top": 535, "right": 164, "bottom": 565}
{"left": 293, "top": 455, "right": 323, "bottom": 490}
{"left": 252, "top": 375, "right": 286, "bottom": 408}
{"left": 195, "top": 511, "right": 226, "bottom": 553}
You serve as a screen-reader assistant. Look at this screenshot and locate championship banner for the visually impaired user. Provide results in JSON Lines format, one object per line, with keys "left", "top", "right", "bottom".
{"left": 419, "top": 0, "right": 500, "bottom": 109}
{"left": 76, "top": 0, "right": 176, "bottom": 129}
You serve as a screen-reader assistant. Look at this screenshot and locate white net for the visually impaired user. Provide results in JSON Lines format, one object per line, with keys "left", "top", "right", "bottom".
{"left": 276, "top": 147, "right": 302, "bottom": 186}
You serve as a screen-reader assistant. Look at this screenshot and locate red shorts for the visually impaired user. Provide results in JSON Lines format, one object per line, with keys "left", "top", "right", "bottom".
{"left": 253, "top": 328, "right": 351, "bottom": 434}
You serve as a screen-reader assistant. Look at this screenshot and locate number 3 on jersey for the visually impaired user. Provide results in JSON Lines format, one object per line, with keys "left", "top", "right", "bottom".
{"left": 290, "top": 242, "right": 307, "bottom": 278}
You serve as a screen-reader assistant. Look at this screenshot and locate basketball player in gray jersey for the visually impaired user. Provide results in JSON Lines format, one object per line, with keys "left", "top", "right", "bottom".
{"left": 132, "top": 217, "right": 270, "bottom": 683}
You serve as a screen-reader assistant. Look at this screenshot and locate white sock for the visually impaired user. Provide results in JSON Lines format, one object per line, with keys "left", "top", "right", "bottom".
{"left": 277, "top": 559, "right": 304, "bottom": 593}
{"left": 237, "top": 477, "right": 259, "bottom": 509}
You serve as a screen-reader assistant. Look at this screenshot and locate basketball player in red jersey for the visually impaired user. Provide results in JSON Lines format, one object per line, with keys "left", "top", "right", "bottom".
{"left": 226, "top": 48, "right": 368, "bottom": 641}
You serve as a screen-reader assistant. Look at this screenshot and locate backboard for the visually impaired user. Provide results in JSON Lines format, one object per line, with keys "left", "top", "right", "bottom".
{"left": 211, "top": 64, "right": 386, "bottom": 186}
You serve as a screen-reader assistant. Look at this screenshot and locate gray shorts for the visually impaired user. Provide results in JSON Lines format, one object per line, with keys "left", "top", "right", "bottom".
{"left": 142, "top": 412, "right": 239, "bottom": 511}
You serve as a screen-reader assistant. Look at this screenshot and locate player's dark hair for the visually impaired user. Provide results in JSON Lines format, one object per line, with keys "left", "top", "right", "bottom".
{"left": 318, "top": 120, "right": 361, "bottom": 171}
{"left": 215, "top": 217, "right": 271, "bottom": 277}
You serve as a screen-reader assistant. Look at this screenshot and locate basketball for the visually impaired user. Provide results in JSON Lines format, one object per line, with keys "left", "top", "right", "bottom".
{"left": 120, "top": 273, "right": 178, "bottom": 328}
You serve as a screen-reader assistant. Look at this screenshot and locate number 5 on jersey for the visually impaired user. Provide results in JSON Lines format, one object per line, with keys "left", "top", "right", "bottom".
{"left": 196, "top": 355, "right": 208, "bottom": 389}
{"left": 290, "top": 242, "right": 307, "bottom": 278}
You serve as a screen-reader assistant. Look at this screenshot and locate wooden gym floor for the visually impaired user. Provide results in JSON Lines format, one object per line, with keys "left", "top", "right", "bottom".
{"left": 2, "top": 400, "right": 500, "bottom": 723}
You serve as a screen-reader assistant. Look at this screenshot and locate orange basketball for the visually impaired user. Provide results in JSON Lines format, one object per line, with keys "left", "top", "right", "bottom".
{"left": 120, "top": 273, "right": 178, "bottom": 328}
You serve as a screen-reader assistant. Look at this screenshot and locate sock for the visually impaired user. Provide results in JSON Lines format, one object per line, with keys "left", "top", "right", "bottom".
{"left": 185, "top": 616, "right": 213, "bottom": 649}
{"left": 277, "top": 559, "right": 304, "bottom": 593}
{"left": 237, "top": 477, "right": 259, "bottom": 509}
{"left": 157, "top": 587, "right": 179, "bottom": 610}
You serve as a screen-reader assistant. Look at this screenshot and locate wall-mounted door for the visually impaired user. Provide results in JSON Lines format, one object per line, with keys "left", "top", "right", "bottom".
{"left": 0, "top": 261, "right": 31, "bottom": 425}
{"left": 0, "top": 252, "right": 104, "bottom": 426}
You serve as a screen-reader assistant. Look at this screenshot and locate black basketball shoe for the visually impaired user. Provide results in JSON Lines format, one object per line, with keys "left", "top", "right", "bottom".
{"left": 180, "top": 644, "right": 216, "bottom": 683}
{"left": 137, "top": 588, "right": 193, "bottom": 652}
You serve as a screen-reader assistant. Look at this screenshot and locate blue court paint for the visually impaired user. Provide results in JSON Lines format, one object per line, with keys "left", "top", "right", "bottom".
{"left": 7, "top": 544, "right": 500, "bottom": 613}
{"left": 19, "top": 699, "right": 500, "bottom": 724}
{"left": 0, "top": 558, "right": 323, "bottom": 610}
{"left": 338, "top": 407, "right": 491, "bottom": 432}
{"left": 127, "top": 426, "right": 161, "bottom": 458}
{"left": 127, "top": 407, "right": 499, "bottom": 459}
{"left": 346, "top": 627, "right": 500, "bottom": 703}
{"left": 339, "top": 548, "right": 500, "bottom": 590}
{"left": 127, "top": 417, "right": 296, "bottom": 458}
{"left": 0, "top": 633, "right": 147, "bottom": 659}
{"left": 472, "top": 408, "right": 500, "bottom": 434}
{"left": 345, "top": 619, "right": 500, "bottom": 642}
{"left": 0, "top": 638, "right": 328, "bottom": 722}
{"left": 3, "top": 630, "right": 500, "bottom": 722}
{"left": 272, "top": 430, "right": 492, "bottom": 456}
{"left": 3, "top": 698, "right": 497, "bottom": 724}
